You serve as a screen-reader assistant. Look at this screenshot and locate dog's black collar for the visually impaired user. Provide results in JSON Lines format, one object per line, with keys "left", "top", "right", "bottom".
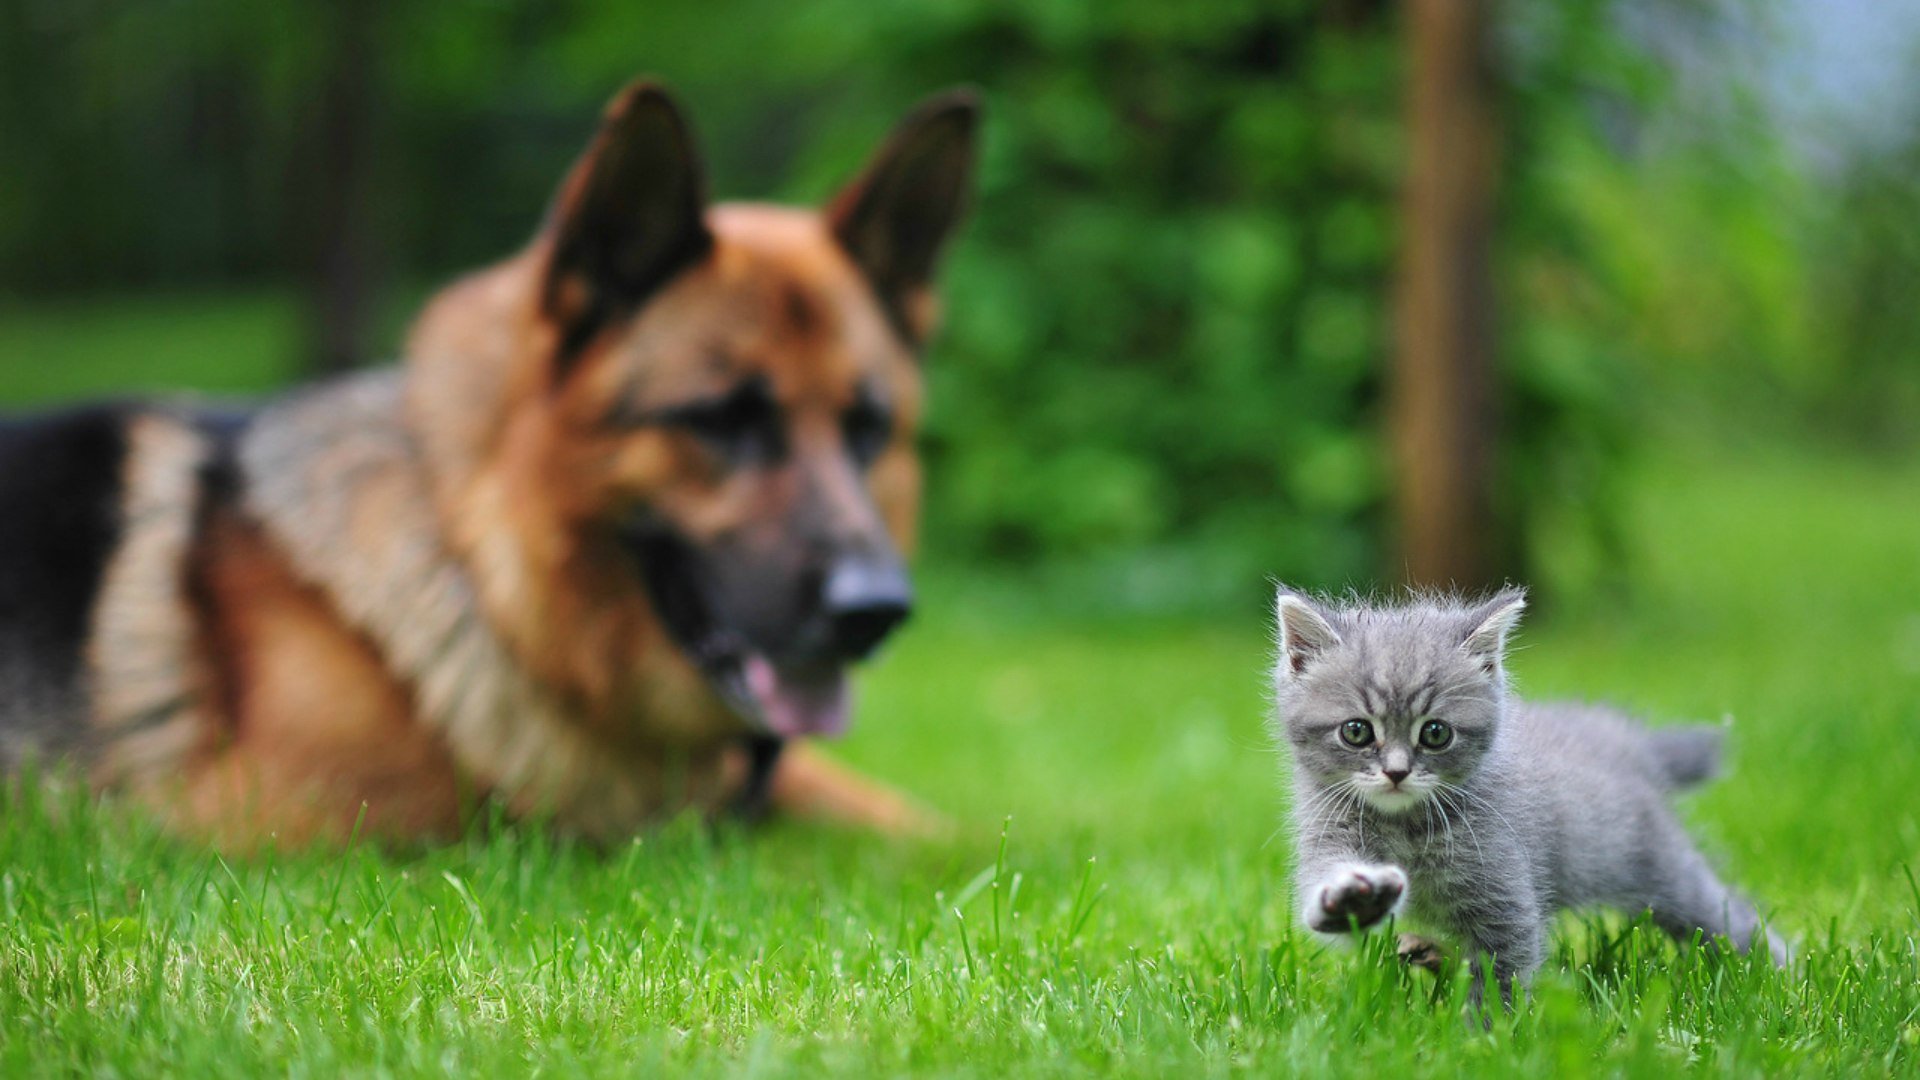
{"left": 731, "top": 734, "right": 786, "bottom": 824}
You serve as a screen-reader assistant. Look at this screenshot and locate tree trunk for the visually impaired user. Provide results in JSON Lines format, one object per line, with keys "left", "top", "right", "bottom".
{"left": 1390, "top": 0, "right": 1505, "bottom": 590}
{"left": 299, "top": 0, "right": 383, "bottom": 376}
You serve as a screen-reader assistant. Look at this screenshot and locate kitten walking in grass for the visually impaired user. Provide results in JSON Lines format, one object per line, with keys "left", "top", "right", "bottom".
{"left": 1271, "top": 586, "right": 1789, "bottom": 1004}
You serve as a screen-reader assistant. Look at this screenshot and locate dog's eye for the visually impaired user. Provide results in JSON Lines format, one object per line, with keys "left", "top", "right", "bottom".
{"left": 666, "top": 381, "right": 784, "bottom": 463}
{"left": 843, "top": 397, "right": 893, "bottom": 468}
{"left": 1418, "top": 719, "right": 1454, "bottom": 750}
{"left": 1339, "top": 719, "right": 1374, "bottom": 747}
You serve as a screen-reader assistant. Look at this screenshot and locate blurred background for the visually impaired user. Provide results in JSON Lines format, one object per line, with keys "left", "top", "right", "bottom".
{"left": 5, "top": 7, "right": 1920, "bottom": 1068}
{"left": 0, "top": 0, "right": 1914, "bottom": 613}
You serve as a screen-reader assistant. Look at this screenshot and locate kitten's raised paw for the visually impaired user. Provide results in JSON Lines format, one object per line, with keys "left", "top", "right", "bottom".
{"left": 1311, "top": 863, "right": 1407, "bottom": 932}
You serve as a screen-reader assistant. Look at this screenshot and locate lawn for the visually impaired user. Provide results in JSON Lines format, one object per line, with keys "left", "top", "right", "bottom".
{"left": 2, "top": 300, "right": 1918, "bottom": 1075}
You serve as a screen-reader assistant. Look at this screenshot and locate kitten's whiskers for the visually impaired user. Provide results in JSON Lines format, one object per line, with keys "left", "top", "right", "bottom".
{"left": 1289, "top": 780, "right": 1357, "bottom": 850}
{"left": 1437, "top": 779, "right": 1524, "bottom": 849}
{"left": 1434, "top": 785, "right": 1487, "bottom": 863}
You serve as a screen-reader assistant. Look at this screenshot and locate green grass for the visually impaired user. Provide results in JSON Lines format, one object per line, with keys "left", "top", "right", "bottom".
{"left": 3, "top": 300, "right": 1920, "bottom": 1075}
{"left": 0, "top": 292, "right": 300, "bottom": 407}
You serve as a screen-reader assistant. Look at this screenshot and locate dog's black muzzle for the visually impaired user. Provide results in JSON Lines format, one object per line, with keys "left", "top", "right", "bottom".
{"left": 820, "top": 554, "right": 912, "bottom": 662}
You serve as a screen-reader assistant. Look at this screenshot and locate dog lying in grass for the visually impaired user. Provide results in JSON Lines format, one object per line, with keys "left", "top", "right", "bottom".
{"left": 0, "top": 79, "right": 977, "bottom": 846}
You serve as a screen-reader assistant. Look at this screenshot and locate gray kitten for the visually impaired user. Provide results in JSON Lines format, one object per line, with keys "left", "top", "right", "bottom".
{"left": 1270, "top": 586, "right": 1788, "bottom": 1002}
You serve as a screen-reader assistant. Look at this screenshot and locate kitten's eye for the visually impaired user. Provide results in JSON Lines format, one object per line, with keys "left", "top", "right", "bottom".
{"left": 1418, "top": 719, "right": 1454, "bottom": 750}
{"left": 1339, "top": 719, "right": 1374, "bottom": 747}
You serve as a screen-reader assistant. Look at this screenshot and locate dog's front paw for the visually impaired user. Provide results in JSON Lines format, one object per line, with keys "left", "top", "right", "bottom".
{"left": 1308, "top": 863, "right": 1407, "bottom": 933}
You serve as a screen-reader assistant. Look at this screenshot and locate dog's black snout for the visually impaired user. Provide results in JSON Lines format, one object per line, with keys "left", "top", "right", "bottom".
{"left": 1383, "top": 767, "right": 1411, "bottom": 785}
{"left": 822, "top": 557, "right": 913, "bottom": 661}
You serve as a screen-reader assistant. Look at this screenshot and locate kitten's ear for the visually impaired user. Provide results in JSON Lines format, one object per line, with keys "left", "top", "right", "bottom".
{"left": 1461, "top": 587, "right": 1528, "bottom": 676}
{"left": 1275, "top": 588, "right": 1342, "bottom": 678}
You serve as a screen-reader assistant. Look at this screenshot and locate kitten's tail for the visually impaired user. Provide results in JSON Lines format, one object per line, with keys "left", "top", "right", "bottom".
{"left": 1644, "top": 723, "right": 1727, "bottom": 790}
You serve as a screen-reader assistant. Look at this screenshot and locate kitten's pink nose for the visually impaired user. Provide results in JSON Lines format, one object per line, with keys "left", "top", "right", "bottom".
{"left": 1383, "top": 767, "right": 1410, "bottom": 786}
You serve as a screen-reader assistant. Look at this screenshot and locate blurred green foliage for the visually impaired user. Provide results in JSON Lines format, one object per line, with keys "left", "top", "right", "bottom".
{"left": 1813, "top": 144, "right": 1920, "bottom": 445}
{"left": 0, "top": 1, "right": 1910, "bottom": 602}
{"left": 863, "top": 2, "right": 1405, "bottom": 591}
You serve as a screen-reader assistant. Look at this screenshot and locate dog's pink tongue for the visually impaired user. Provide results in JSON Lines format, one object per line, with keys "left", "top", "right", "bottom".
{"left": 744, "top": 656, "right": 850, "bottom": 738}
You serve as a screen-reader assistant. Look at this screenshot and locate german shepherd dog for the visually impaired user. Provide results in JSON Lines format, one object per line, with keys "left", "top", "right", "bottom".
{"left": 0, "top": 80, "right": 978, "bottom": 846}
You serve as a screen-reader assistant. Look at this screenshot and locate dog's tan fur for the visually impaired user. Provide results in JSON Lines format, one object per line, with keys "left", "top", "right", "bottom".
{"left": 61, "top": 81, "right": 975, "bottom": 846}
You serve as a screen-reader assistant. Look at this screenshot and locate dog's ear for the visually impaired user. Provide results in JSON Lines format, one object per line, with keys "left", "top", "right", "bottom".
{"left": 543, "top": 80, "right": 712, "bottom": 375}
{"left": 827, "top": 89, "right": 981, "bottom": 346}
